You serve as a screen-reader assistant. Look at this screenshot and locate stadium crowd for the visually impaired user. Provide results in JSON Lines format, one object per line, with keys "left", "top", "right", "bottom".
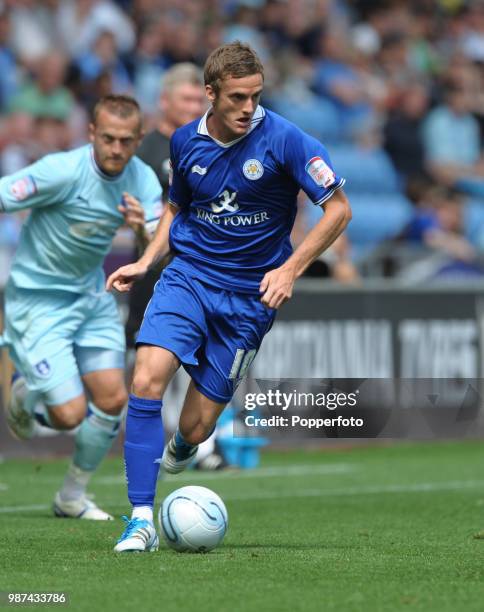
{"left": 2, "top": 0, "right": 484, "bottom": 282}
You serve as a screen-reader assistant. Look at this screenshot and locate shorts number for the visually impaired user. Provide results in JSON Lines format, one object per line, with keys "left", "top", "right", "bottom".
{"left": 229, "top": 349, "right": 256, "bottom": 380}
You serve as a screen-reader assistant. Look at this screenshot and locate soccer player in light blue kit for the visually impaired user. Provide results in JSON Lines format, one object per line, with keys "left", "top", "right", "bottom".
{"left": 107, "top": 42, "right": 352, "bottom": 551}
{"left": 1, "top": 95, "right": 162, "bottom": 520}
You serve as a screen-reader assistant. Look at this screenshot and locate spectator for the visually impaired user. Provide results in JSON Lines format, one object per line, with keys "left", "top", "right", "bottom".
{"left": 423, "top": 83, "right": 483, "bottom": 184}
{"left": 0, "top": 6, "right": 20, "bottom": 111}
{"left": 9, "top": 51, "right": 73, "bottom": 121}
{"left": 57, "top": 0, "right": 136, "bottom": 57}
{"left": 76, "top": 30, "right": 132, "bottom": 94}
{"left": 405, "top": 185, "right": 480, "bottom": 271}
{"left": 384, "top": 83, "right": 430, "bottom": 185}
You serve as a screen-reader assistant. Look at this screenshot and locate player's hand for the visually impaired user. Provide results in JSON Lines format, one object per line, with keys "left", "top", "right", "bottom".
{"left": 106, "top": 261, "right": 149, "bottom": 292}
{"left": 119, "top": 192, "right": 145, "bottom": 234}
{"left": 259, "top": 265, "right": 296, "bottom": 309}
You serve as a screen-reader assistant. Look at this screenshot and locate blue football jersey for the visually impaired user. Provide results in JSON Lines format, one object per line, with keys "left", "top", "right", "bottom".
{"left": 0, "top": 145, "right": 162, "bottom": 293}
{"left": 168, "top": 106, "right": 345, "bottom": 293}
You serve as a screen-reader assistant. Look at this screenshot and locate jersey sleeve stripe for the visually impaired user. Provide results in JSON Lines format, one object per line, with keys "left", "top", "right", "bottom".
{"left": 312, "top": 178, "right": 346, "bottom": 206}
{"left": 167, "top": 199, "right": 181, "bottom": 208}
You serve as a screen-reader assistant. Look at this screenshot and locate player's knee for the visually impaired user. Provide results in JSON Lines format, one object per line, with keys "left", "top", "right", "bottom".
{"left": 94, "top": 389, "right": 128, "bottom": 415}
{"left": 131, "top": 371, "right": 163, "bottom": 400}
{"left": 49, "top": 399, "right": 86, "bottom": 430}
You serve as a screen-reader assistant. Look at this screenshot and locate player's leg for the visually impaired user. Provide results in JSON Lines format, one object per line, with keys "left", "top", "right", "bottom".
{"left": 54, "top": 288, "right": 128, "bottom": 520}
{"left": 3, "top": 284, "right": 84, "bottom": 438}
{"left": 114, "top": 344, "right": 179, "bottom": 552}
{"left": 53, "top": 357, "right": 127, "bottom": 521}
{"left": 163, "top": 284, "right": 277, "bottom": 474}
{"left": 162, "top": 381, "right": 226, "bottom": 474}
{"left": 115, "top": 267, "right": 205, "bottom": 552}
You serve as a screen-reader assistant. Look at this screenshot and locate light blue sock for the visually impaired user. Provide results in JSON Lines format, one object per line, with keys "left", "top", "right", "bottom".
{"left": 73, "top": 402, "right": 123, "bottom": 472}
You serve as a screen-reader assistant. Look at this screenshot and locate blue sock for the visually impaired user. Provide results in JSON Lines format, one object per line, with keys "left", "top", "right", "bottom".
{"left": 175, "top": 426, "right": 215, "bottom": 460}
{"left": 125, "top": 394, "right": 164, "bottom": 508}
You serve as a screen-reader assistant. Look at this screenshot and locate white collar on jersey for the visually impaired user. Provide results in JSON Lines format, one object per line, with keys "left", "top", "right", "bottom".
{"left": 197, "top": 105, "right": 266, "bottom": 148}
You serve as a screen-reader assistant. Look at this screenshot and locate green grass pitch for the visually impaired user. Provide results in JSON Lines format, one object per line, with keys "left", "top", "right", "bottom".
{"left": 2, "top": 441, "right": 484, "bottom": 612}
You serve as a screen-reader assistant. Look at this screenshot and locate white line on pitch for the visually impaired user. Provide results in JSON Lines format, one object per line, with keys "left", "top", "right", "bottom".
{"left": 96, "top": 463, "right": 356, "bottom": 485}
{"left": 224, "top": 479, "right": 484, "bottom": 501}
{"left": 1, "top": 479, "right": 484, "bottom": 514}
{"left": 6, "top": 463, "right": 356, "bottom": 486}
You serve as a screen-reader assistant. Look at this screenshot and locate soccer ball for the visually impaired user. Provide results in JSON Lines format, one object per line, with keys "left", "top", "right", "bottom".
{"left": 159, "top": 486, "right": 228, "bottom": 553}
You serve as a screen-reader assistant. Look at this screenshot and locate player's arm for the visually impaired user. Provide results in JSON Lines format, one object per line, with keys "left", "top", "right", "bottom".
{"left": 106, "top": 202, "right": 179, "bottom": 292}
{"left": 260, "top": 189, "right": 351, "bottom": 309}
{"left": 0, "top": 154, "right": 71, "bottom": 213}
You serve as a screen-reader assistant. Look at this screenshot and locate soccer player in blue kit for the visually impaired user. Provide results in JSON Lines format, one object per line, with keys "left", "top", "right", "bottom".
{"left": 1, "top": 95, "right": 162, "bottom": 520}
{"left": 107, "top": 42, "right": 352, "bottom": 552}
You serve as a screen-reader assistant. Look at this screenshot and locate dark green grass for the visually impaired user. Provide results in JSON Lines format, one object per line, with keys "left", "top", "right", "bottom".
{"left": 2, "top": 441, "right": 484, "bottom": 611}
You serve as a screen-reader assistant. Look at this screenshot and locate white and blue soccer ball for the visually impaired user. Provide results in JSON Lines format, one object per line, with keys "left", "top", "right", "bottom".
{"left": 159, "top": 486, "right": 228, "bottom": 553}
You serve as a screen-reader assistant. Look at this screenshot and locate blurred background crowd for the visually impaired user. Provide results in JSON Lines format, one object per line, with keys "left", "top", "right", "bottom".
{"left": 2, "top": 0, "right": 484, "bottom": 284}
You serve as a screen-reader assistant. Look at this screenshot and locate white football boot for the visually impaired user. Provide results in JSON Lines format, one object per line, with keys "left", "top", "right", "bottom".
{"left": 53, "top": 492, "right": 114, "bottom": 520}
{"left": 114, "top": 516, "right": 159, "bottom": 553}
{"left": 5, "top": 374, "right": 35, "bottom": 440}
{"left": 162, "top": 434, "right": 198, "bottom": 474}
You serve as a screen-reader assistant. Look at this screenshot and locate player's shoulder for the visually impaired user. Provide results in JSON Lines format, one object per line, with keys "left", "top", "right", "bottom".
{"left": 34, "top": 145, "right": 87, "bottom": 178}
{"left": 263, "top": 108, "right": 310, "bottom": 142}
{"left": 130, "top": 153, "right": 160, "bottom": 184}
{"left": 171, "top": 117, "right": 201, "bottom": 152}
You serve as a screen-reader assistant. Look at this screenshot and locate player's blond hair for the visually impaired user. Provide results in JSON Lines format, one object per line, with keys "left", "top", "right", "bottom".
{"left": 204, "top": 41, "right": 264, "bottom": 94}
{"left": 92, "top": 94, "right": 142, "bottom": 130}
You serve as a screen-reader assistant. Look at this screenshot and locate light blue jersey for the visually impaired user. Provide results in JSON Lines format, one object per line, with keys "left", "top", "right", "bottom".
{"left": 0, "top": 145, "right": 162, "bottom": 293}
{"left": 1, "top": 144, "right": 162, "bottom": 399}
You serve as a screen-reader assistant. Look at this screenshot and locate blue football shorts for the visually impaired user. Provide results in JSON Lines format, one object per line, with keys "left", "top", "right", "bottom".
{"left": 136, "top": 266, "right": 276, "bottom": 403}
{"left": 3, "top": 281, "right": 125, "bottom": 404}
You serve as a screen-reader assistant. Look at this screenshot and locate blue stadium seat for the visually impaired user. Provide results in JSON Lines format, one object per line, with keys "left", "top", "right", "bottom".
{"left": 330, "top": 145, "right": 400, "bottom": 194}
{"left": 270, "top": 96, "right": 342, "bottom": 143}
{"left": 345, "top": 193, "right": 414, "bottom": 247}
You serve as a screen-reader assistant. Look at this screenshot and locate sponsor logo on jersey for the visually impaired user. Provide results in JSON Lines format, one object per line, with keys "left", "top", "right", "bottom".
{"left": 210, "top": 190, "right": 239, "bottom": 213}
{"left": 243, "top": 159, "right": 264, "bottom": 181}
{"left": 34, "top": 359, "right": 51, "bottom": 378}
{"left": 69, "top": 220, "right": 114, "bottom": 238}
{"left": 305, "top": 156, "right": 335, "bottom": 188}
{"left": 191, "top": 164, "right": 208, "bottom": 175}
{"left": 199, "top": 189, "right": 269, "bottom": 227}
{"left": 10, "top": 175, "right": 37, "bottom": 201}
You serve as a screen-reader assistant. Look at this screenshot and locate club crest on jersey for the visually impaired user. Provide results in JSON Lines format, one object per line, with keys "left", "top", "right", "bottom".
{"left": 305, "top": 156, "right": 335, "bottom": 188}
{"left": 34, "top": 359, "right": 51, "bottom": 378}
{"left": 243, "top": 159, "right": 264, "bottom": 181}
{"left": 10, "top": 175, "right": 37, "bottom": 201}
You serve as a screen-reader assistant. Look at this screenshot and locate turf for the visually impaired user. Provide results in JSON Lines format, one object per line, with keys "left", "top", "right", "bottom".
{"left": 1, "top": 441, "right": 484, "bottom": 612}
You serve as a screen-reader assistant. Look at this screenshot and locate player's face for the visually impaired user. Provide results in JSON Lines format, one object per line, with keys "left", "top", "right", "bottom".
{"left": 89, "top": 109, "right": 142, "bottom": 175}
{"left": 207, "top": 73, "right": 263, "bottom": 142}
{"left": 163, "top": 83, "right": 206, "bottom": 128}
